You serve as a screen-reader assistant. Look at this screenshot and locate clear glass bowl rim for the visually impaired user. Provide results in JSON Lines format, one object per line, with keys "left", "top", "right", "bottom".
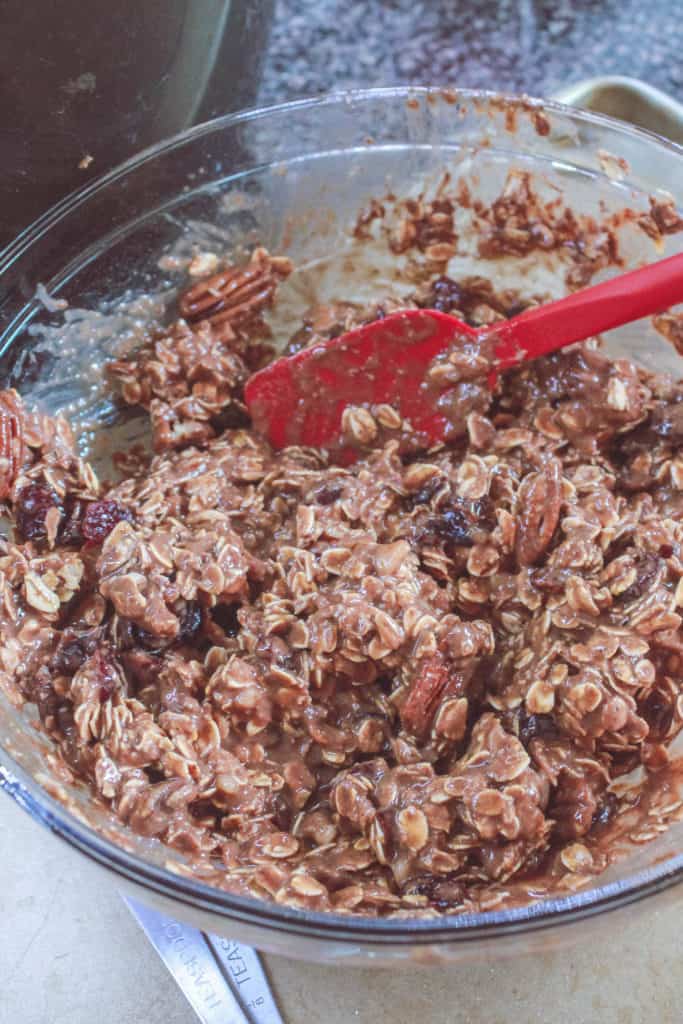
{"left": 2, "top": 85, "right": 683, "bottom": 945}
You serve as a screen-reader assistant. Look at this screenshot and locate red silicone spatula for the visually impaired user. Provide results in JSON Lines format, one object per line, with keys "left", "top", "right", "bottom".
{"left": 245, "top": 252, "right": 683, "bottom": 460}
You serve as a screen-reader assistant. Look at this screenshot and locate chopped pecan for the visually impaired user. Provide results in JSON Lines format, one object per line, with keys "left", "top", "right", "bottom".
{"left": 653, "top": 312, "right": 683, "bottom": 358}
{"left": 515, "top": 458, "right": 562, "bottom": 567}
{"left": 178, "top": 248, "right": 292, "bottom": 330}
{"left": 401, "top": 653, "right": 460, "bottom": 736}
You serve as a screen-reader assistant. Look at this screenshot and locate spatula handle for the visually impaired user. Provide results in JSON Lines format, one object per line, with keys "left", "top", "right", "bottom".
{"left": 492, "top": 251, "right": 683, "bottom": 369}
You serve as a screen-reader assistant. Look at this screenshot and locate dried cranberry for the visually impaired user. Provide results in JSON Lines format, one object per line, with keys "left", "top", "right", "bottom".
{"left": 14, "top": 483, "right": 62, "bottom": 541}
{"left": 92, "top": 648, "right": 118, "bottom": 697}
{"left": 81, "top": 500, "right": 133, "bottom": 543}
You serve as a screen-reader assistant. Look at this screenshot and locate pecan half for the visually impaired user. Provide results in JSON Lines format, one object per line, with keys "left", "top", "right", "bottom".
{"left": 401, "top": 652, "right": 462, "bottom": 736}
{"left": 178, "top": 248, "right": 292, "bottom": 330}
{"left": 0, "top": 389, "right": 26, "bottom": 500}
{"left": 515, "top": 457, "right": 562, "bottom": 567}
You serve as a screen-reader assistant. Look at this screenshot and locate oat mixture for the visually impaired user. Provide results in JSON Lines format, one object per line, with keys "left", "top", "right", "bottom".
{"left": 2, "top": 183, "right": 683, "bottom": 917}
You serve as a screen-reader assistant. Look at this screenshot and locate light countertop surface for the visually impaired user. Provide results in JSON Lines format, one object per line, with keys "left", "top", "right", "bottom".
{"left": 2, "top": 792, "right": 682, "bottom": 1024}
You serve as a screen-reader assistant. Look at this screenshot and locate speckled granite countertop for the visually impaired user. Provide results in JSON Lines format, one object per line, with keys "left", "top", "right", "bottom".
{"left": 257, "top": 0, "right": 683, "bottom": 105}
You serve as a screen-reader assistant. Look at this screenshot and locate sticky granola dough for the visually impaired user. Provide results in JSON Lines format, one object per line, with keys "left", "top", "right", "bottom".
{"left": 2, "top": 183, "right": 683, "bottom": 918}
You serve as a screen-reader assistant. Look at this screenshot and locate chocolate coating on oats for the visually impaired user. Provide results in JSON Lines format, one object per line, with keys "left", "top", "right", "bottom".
{"left": 3, "top": 189, "right": 683, "bottom": 916}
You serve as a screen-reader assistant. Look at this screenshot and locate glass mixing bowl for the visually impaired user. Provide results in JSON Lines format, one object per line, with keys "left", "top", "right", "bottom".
{"left": 1, "top": 87, "right": 683, "bottom": 965}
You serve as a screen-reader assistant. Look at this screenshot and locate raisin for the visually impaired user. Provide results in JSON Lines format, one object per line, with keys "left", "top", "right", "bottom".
{"left": 531, "top": 567, "right": 570, "bottom": 593}
{"left": 423, "top": 275, "right": 463, "bottom": 314}
{"left": 640, "top": 688, "right": 674, "bottom": 740}
{"left": 471, "top": 497, "right": 496, "bottom": 531}
{"left": 421, "top": 496, "right": 495, "bottom": 550}
{"left": 56, "top": 704, "right": 77, "bottom": 739}
{"left": 132, "top": 626, "right": 172, "bottom": 653}
{"left": 52, "top": 634, "right": 98, "bottom": 675}
{"left": 518, "top": 711, "right": 558, "bottom": 747}
{"left": 400, "top": 448, "right": 429, "bottom": 466}
{"left": 409, "top": 476, "right": 440, "bottom": 508}
{"left": 81, "top": 500, "right": 133, "bottom": 543}
{"left": 419, "top": 499, "right": 493, "bottom": 548}
{"left": 377, "top": 675, "right": 395, "bottom": 696}
{"left": 243, "top": 341, "right": 278, "bottom": 374}
{"left": 429, "top": 508, "right": 473, "bottom": 546}
{"left": 315, "top": 484, "right": 343, "bottom": 506}
{"left": 189, "top": 797, "right": 219, "bottom": 822}
{"left": 592, "top": 791, "right": 619, "bottom": 830}
{"left": 131, "top": 602, "right": 201, "bottom": 653}
{"left": 651, "top": 401, "right": 683, "bottom": 441}
{"left": 177, "top": 601, "right": 203, "bottom": 645}
{"left": 212, "top": 405, "right": 251, "bottom": 432}
{"left": 407, "top": 875, "right": 464, "bottom": 908}
{"left": 14, "top": 483, "right": 62, "bottom": 541}
{"left": 619, "top": 553, "right": 660, "bottom": 605}
{"left": 285, "top": 322, "right": 314, "bottom": 357}
{"left": 211, "top": 603, "right": 240, "bottom": 638}
{"left": 272, "top": 794, "right": 294, "bottom": 832}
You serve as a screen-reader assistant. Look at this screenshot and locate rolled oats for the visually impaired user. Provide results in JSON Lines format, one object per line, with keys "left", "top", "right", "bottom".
{"left": 3, "top": 193, "right": 683, "bottom": 918}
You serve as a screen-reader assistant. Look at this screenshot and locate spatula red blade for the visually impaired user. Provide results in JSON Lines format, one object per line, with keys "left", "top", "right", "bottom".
{"left": 245, "top": 252, "right": 683, "bottom": 458}
{"left": 245, "top": 309, "right": 474, "bottom": 457}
